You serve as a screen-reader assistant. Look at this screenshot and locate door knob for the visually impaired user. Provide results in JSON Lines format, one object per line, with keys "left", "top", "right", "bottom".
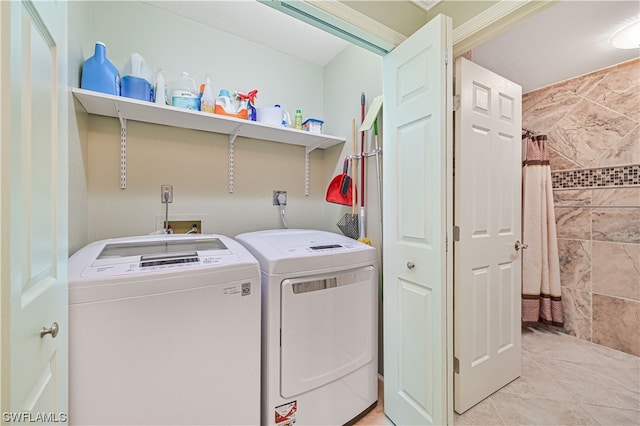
{"left": 514, "top": 241, "right": 528, "bottom": 251}
{"left": 407, "top": 262, "right": 415, "bottom": 269}
{"left": 40, "top": 322, "right": 59, "bottom": 339}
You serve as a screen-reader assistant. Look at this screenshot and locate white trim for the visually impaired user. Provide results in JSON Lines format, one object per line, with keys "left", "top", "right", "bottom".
{"left": 304, "top": 0, "right": 407, "bottom": 47}
{"left": 410, "top": 0, "right": 442, "bottom": 13}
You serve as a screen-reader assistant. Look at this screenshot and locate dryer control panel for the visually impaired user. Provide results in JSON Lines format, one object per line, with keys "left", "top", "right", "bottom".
{"left": 307, "top": 243, "right": 356, "bottom": 252}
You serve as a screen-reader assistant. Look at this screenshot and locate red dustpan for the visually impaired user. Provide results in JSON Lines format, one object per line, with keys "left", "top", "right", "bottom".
{"left": 326, "top": 157, "right": 356, "bottom": 206}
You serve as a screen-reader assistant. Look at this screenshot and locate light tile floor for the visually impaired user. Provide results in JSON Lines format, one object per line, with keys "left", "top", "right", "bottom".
{"left": 356, "top": 327, "right": 640, "bottom": 425}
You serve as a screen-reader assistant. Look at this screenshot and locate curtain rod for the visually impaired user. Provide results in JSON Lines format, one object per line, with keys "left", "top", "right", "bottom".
{"left": 522, "top": 128, "right": 546, "bottom": 139}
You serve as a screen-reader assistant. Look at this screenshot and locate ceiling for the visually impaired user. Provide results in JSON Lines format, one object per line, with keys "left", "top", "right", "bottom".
{"left": 472, "top": 0, "right": 640, "bottom": 92}
{"left": 146, "top": 0, "right": 640, "bottom": 93}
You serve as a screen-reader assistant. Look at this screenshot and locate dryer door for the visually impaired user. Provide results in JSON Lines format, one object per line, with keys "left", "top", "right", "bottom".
{"left": 280, "top": 266, "right": 377, "bottom": 398}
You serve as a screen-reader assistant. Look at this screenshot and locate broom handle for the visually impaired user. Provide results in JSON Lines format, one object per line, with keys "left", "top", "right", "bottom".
{"left": 360, "top": 93, "right": 365, "bottom": 208}
{"left": 352, "top": 118, "right": 357, "bottom": 216}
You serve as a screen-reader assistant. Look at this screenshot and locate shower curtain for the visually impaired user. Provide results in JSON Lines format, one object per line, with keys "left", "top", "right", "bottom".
{"left": 521, "top": 134, "right": 564, "bottom": 326}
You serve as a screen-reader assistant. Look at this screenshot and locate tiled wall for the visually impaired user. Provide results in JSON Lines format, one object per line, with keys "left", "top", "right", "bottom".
{"left": 522, "top": 58, "right": 640, "bottom": 356}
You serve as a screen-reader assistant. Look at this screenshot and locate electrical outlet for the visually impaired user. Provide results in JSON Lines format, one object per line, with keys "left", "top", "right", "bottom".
{"left": 161, "top": 185, "right": 173, "bottom": 203}
{"left": 273, "top": 190, "right": 287, "bottom": 206}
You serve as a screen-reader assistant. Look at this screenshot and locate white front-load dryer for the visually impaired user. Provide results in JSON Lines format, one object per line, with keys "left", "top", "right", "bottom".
{"left": 235, "top": 229, "right": 378, "bottom": 425}
{"left": 68, "top": 234, "right": 261, "bottom": 425}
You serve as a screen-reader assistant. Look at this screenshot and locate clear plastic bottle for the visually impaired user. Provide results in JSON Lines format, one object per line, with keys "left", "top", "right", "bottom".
{"left": 294, "top": 109, "right": 303, "bottom": 130}
{"left": 154, "top": 69, "right": 167, "bottom": 105}
{"left": 171, "top": 72, "right": 199, "bottom": 110}
{"left": 201, "top": 77, "right": 214, "bottom": 113}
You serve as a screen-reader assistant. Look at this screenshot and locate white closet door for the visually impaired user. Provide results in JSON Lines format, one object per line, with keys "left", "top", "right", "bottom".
{"left": 1, "top": 0, "right": 69, "bottom": 418}
{"left": 454, "top": 57, "right": 522, "bottom": 414}
{"left": 383, "top": 13, "right": 453, "bottom": 426}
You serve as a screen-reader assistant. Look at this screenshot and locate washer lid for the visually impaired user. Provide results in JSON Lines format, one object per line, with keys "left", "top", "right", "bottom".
{"left": 97, "top": 237, "right": 228, "bottom": 260}
{"left": 235, "top": 229, "right": 376, "bottom": 275}
{"left": 69, "top": 234, "right": 259, "bottom": 282}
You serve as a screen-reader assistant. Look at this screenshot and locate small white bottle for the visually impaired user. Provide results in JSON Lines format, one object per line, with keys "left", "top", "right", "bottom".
{"left": 154, "top": 69, "right": 167, "bottom": 105}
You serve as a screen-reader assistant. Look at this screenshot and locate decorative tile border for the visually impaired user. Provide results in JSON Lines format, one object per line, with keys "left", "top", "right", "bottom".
{"left": 552, "top": 164, "right": 640, "bottom": 189}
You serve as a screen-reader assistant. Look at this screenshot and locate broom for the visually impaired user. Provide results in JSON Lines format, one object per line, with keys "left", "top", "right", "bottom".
{"left": 336, "top": 119, "right": 359, "bottom": 239}
{"left": 358, "top": 93, "right": 371, "bottom": 245}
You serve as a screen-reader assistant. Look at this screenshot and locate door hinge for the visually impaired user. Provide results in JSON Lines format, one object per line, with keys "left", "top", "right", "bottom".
{"left": 453, "top": 95, "right": 461, "bottom": 112}
{"left": 445, "top": 236, "right": 449, "bottom": 253}
{"left": 445, "top": 49, "right": 448, "bottom": 65}
{"left": 453, "top": 225, "right": 460, "bottom": 241}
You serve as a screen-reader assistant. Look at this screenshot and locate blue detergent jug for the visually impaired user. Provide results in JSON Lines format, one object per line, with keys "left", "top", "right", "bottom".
{"left": 81, "top": 42, "right": 120, "bottom": 95}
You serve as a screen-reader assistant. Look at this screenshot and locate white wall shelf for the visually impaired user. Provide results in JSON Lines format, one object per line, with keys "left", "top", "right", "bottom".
{"left": 72, "top": 88, "right": 345, "bottom": 194}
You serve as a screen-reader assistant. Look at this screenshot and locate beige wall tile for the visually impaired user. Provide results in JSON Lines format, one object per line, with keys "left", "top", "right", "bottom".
{"left": 553, "top": 189, "right": 592, "bottom": 206}
{"left": 551, "top": 100, "right": 638, "bottom": 167}
{"left": 592, "top": 241, "right": 640, "bottom": 301}
{"left": 592, "top": 207, "right": 640, "bottom": 244}
{"left": 587, "top": 59, "right": 640, "bottom": 121}
{"left": 555, "top": 207, "right": 591, "bottom": 240}
{"left": 592, "top": 187, "right": 640, "bottom": 207}
{"left": 592, "top": 294, "right": 640, "bottom": 356}
{"left": 548, "top": 146, "right": 580, "bottom": 171}
{"left": 560, "top": 68, "right": 609, "bottom": 97}
{"left": 591, "top": 125, "right": 640, "bottom": 168}
{"left": 522, "top": 89, "right": 582, "bottom": 135}
{"left": 558, "top": 239, "right": 591, "bottom": 290}
{"left": 560, "top": 287, "right": 592, "bottom": 341}
{"left": 527, "top": 59, "right": 640, "bottom": 356}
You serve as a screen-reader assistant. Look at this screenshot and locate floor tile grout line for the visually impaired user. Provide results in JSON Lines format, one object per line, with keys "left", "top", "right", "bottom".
{"left": 576, "top": 402, "right": 606, "bottom": 426}
{"left": 525, "top": 351, "right": 640, "bottom": 395}
{"left": 486, "top": 395, "right": 508, "bottom": 426}
{"left": 522, "top": 347, "right": 581, "bottom": 405}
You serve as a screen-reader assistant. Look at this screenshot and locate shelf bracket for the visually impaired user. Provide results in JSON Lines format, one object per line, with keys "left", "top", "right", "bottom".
{"left": 228, "top": 125, "right": 241, "bottom": 193}
{"left": 304, "top": 143, "right": 321, "bottom": 197}
{"left": 115, "top": 102, "right": 127, "bottom": 189}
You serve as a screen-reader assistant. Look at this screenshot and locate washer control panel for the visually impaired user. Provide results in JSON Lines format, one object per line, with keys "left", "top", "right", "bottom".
{"left": 80, "top": 237, "right": 239, "bottom": 278}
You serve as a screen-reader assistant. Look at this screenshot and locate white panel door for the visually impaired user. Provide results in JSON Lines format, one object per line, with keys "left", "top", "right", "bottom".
{"left": 383, "top": 14, "right": 453, "bottom": 426}
{"left": 1, "top": 0, "right": 68, "bottom": 420}
{"left": 453, "top": 57, "right": 522, "bottom": 414}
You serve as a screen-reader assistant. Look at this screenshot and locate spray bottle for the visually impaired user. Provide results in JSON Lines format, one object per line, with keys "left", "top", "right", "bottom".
{"left": 235, "top": 89, "right": 258, "bottom": 121}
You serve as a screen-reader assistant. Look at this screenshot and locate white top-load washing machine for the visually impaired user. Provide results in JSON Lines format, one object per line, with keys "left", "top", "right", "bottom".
{"left": 68, "top": 234, "right": 261, "bottom": 425}
{"left": 235, "top": 229, "right": 378, "bottom": 426}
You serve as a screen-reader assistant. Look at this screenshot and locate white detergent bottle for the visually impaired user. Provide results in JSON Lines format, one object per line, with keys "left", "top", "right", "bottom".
{"left": 215, "top": 89, "right": 234, "bottom": 115}
{"left": 201, "top": 77, "right": 214, "bottom": 113}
